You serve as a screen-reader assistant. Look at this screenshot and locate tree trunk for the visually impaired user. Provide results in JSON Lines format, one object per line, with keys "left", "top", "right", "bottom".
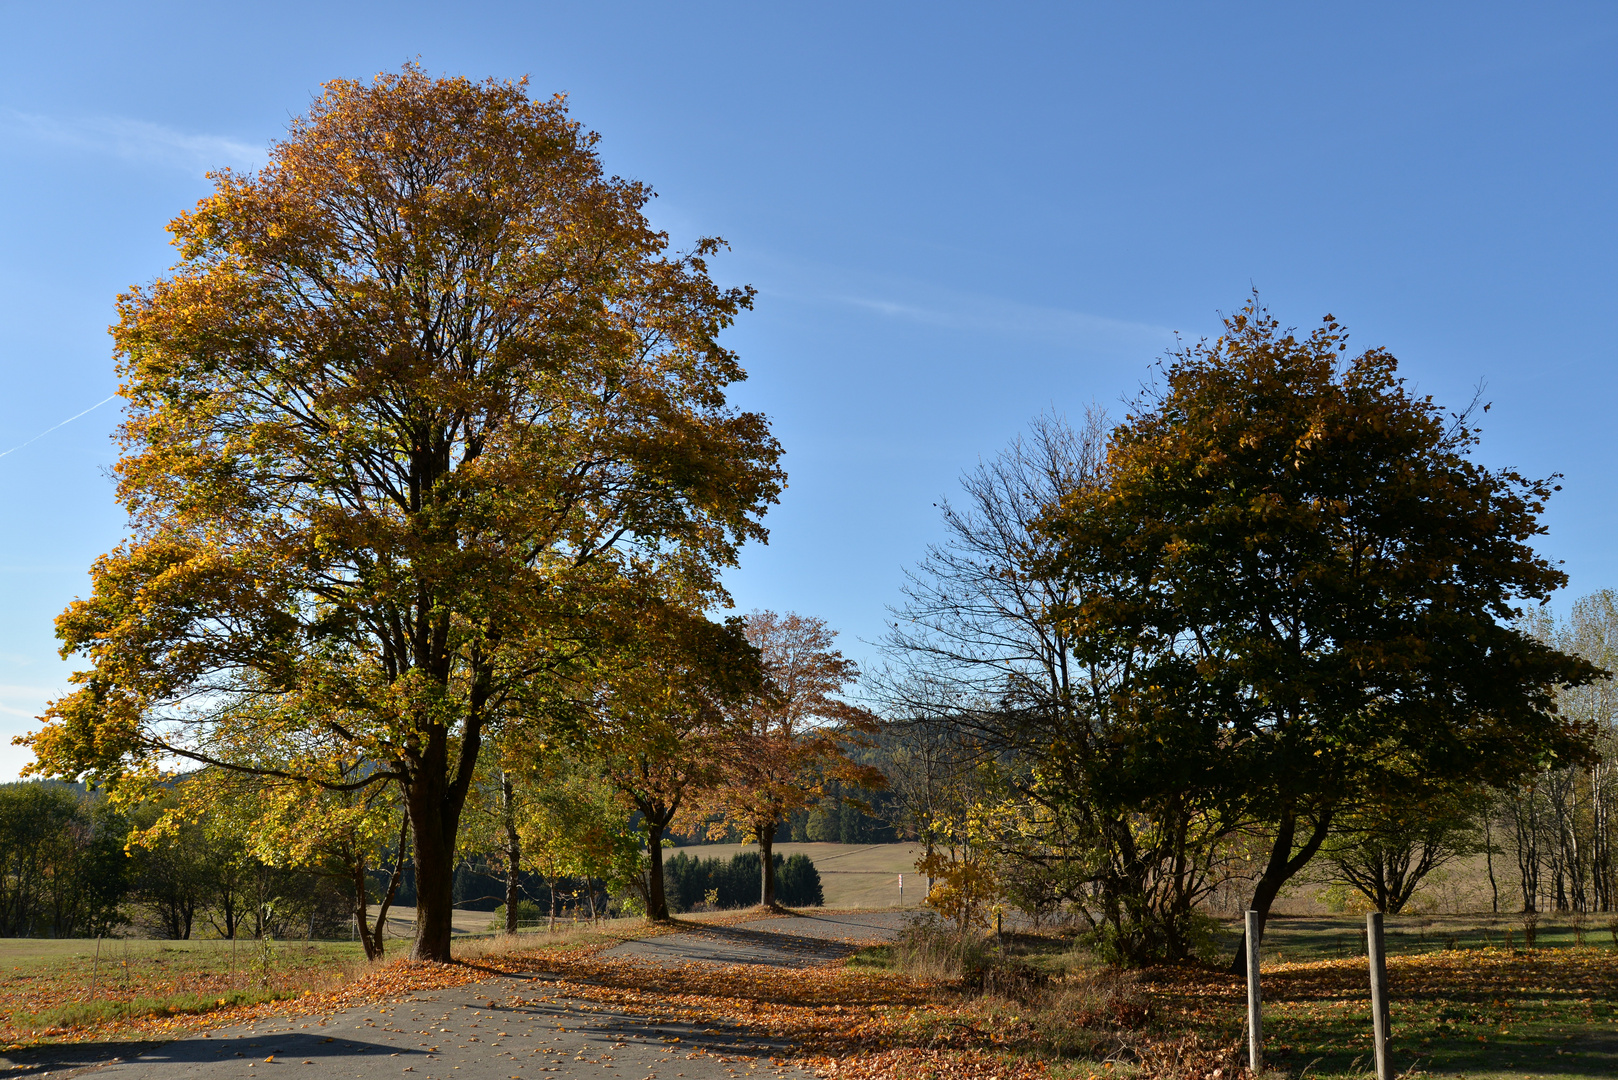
{"left": 404, "top": 696, "right": 484, "bottom": 961}
{"left": 1511, "top": 786, "right": 1541, "bottom": 914}
{"left": 647, "top": 820, "right": 670, "bottom": 920}
{"left": 502, "top": 774, "right": 521, "bottom": 935}
{"left": 359, "top": 813, "right": 410, "bottom": 961}
{"left": 407, "top": 766, "right": 458, "bottom": 962}
{"left": 1591, "top": 762, "right": 1610, "bottom": 912}
{"left": 1230, "top": 807, "right": 1332, "bottom": 975}
{"left": 1485, "top": 813, "right": 1500, "bottom": 914}
{"left": 759, "top": 820, "right": 778, "bottom": 907}
{"left": 352, "top": 855, "right": 379, "bottom": 961}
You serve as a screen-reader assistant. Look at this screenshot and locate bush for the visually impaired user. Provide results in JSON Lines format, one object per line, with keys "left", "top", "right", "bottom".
{"left": 891, "top": 911, "right": 992, "bottom": 979}
{"left": 487, "top": 900, "right": 544, "bottom": 930}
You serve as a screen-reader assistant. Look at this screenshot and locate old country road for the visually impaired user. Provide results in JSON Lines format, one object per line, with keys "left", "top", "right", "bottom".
{"left": 5, "top": 911, "right": 909, "bottom": 1080}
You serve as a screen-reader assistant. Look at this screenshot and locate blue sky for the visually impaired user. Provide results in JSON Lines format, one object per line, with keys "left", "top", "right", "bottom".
{"left": 1, "top": 3, "right": 1615, "bottom": 777}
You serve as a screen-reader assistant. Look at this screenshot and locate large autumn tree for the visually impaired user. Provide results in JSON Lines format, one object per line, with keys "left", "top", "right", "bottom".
{"left": 1042, "top": 296, "right": 1601, "bottom": 971}
{"left": 21, "top": 66, "right": 783, "bottom": 961}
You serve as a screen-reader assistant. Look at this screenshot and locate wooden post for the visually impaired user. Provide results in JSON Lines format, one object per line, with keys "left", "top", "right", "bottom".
{"left": 1367, "top": 912, "right": 1392, "bottom": 1080}
{"left": 1245, "top": 910, "right": 1263, "bottom": 1074}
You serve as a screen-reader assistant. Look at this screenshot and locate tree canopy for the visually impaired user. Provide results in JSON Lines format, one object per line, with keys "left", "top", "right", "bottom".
{"left": 1042, "top": 296, "right": 1602, "bottom": 967}
{"left": 23, "top": 65, "right": 782, "bottom": 961}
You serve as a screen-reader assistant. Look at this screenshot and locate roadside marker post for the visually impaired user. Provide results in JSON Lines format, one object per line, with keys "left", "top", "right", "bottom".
{"left": 1246, "top": 910, "right": 1263, "bottom": 1074}
{"left": 1367, "top": 912, "right": 1392, "bottom": 1080}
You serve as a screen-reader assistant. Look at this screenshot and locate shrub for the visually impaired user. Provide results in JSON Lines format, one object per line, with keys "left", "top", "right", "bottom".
{"left": 487, "top": 900, "right": 544, "bottom": 930}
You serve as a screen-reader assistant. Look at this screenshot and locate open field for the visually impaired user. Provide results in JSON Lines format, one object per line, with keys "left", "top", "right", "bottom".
{"left": 672, "top": 841, "right": 925, "bottom": 909}
{"left": 362, "top": 905, "right": 521, "bottom": 938}
{"left": 1131, "top": 946, "right": 1618, "bottom": 1080}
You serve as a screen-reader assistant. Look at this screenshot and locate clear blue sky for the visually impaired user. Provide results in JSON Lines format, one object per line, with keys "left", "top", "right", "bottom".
{"left": 1, "top": 3, "right": 1615, "bottom": 777}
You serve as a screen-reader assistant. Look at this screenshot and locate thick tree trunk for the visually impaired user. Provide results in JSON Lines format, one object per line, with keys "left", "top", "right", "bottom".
{"left": 647, "top": 821, "right": 670, "bottom": 920}
{"left": 404, "top": 680, "right": 485, "bottom": 961}
{"left": 1230, "top": 807, "right": 1332, "bottom": 975}
{"left": 502, "top": 775, "right": 521, "bottom": 935}
{"left": 759, "top": 822, "right": 779, "bottom": 907}
{"left": 407, "top": 752, "right": 460, "bottom": 962}
{"left": 409, "top": 818, "right": 456, "bottom": 960}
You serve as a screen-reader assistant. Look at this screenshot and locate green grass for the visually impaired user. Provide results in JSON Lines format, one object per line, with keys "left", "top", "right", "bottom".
{"left": 1235, "top": 911, "right": 1618, "bottom": 965}
{"left": 8, "top": 987, "right": 295, "bottom": 1034}
{"left": 0, "top": 936, "right": 370, "bottom": 1042}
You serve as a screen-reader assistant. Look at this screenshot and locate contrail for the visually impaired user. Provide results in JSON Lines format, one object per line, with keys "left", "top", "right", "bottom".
{"left": 0, "top": 394, "right": 118, "bottom": 460}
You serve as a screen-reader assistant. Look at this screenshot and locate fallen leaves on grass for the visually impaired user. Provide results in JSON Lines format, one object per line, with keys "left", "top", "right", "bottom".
{"left": 0, "top": 915, "right": 691, "bottom": 1049}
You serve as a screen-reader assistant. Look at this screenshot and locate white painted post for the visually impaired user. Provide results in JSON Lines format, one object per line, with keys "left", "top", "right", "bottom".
{"left": 897, "top": 873, "right": 903, "bottom": 907}
{"left": 1367, "top": 912, "right": 1392, "bottom": 1080}
{"left": 1246, "top": 910, "right": 1263, "bottom": 1074}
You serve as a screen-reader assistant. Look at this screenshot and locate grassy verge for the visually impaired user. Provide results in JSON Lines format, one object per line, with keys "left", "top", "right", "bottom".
{"left": 0, "top": 937, "right": 370, "bottom": 1045}
{"left": 0, "top": 914, "right": 663, "bottom": 1048}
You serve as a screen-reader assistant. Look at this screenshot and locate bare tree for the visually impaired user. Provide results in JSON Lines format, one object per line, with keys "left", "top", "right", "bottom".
{"left": 877, "top": 409, "right": 1234, "bottom": 962}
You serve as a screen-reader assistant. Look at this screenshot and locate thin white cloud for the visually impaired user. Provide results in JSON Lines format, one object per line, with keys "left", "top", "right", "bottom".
{"left": 830, "top": 290, "right": 1173, "bottom": 352}
{"left": 3, "top": 110, "right": 264, "bottom": 172}
{"left": 0, "top": 684, "right": 62, "bottom": 700}
{"left": 743, "top": 252, "right": 1175, "bottom": 357}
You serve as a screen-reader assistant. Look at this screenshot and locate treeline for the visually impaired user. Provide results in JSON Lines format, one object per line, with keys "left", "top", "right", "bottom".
{"left": 1486, "top": 592, "right": 1618, "bottom": 915}
{"left": 0, "top": 781, "right": 351, "bottom": 940}
{"left": 0, "top": 783, "right": 123, "bottom": 937}
{"left": 671, "top": 783, "right": 899, "bottom": 847}
{"left": 663, "top": 851, "right": 823, "bottom": 911}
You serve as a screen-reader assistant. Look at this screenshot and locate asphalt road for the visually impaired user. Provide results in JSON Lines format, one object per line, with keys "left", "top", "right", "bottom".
{"left": 2, "top": 911, "right": 910, "bottom": 1080}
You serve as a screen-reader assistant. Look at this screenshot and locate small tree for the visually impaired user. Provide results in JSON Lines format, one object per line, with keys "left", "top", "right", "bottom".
{"left": 718, "top": 610, "right": 878, "bottom": 907}
{"left": 879, "top": 411, "right": 1232, "bottom": 963}
{"left": 582, "top": 606, "right": 762, "bottom": 920}
{"left": 131, "top": 764, "right": 409, "bottom": 957}
{"left": 1323, "top": 781, "right": 1487, "bottom": 914}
